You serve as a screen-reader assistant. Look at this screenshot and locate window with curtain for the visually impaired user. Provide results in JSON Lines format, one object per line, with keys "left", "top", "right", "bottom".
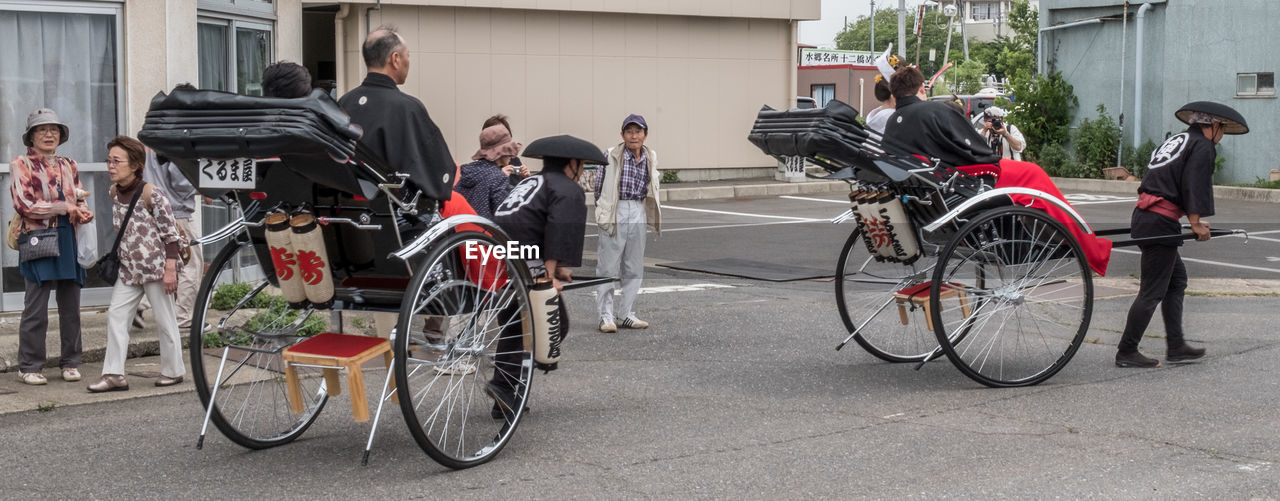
{"left": 198, "top": 18, "right": 272, "bottom": 94}
{"left": 0, "top": 9, "right": 118, "bottom": 163}
{"left": 811, "top": 84, "right": 836, "bottom": 108}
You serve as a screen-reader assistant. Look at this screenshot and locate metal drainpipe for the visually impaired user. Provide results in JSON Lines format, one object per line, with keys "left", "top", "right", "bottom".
{"left": 335, "top": 4, "right": 350, "bottom": 95}
{"left": 1133, "top": 3, "right": 1153, "bottom": 148}
{"left": 366, "top": 0, "right": 383, "bottom": 36}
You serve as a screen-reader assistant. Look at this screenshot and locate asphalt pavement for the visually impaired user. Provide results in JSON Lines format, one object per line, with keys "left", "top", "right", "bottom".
{"left": 2, "top": 177, "right": 1279, "bottom": 497}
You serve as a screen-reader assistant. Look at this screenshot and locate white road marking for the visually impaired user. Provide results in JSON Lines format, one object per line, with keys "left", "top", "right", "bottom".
{"left": 662, "top": 204, "right": 826, "bottom": 222}
{"left": 589, "top": 283, "right": 735, "bottom": 296}
{"left": 1267, "top": 257, "right": 1280, "bottom": 262}
{"left": 1111, "top": 248, "right": 1280, "bottom": 274}
{"left": 780, "top": 195, "right": 849, "bottom": 204}
{"left": 585, "top": 220, "right": 815, "bottom": 239}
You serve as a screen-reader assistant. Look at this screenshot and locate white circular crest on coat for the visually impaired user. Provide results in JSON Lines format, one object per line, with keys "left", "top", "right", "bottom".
{"left": 358, "top": 96, "right": 368, "bottom": 106}
{"left": 29, "top": 236, "right": 38, "bottom": 246}
{"left": 895, "top": 116, "right": 903, "bottom": 123}
{"left": 1148, "top": 133, "right": 1189, "bottom": 170}
{"left": 494, "top": 176, "right": 544, "bottom": 217}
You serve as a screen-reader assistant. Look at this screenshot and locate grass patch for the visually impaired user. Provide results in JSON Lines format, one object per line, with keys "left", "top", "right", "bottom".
{"left": 211, "top": 282, "right": 274, "bottom": 310}
{"left": 1229, "top": 178, "right": 1280, "bottom": 189}
{"left": 660, "top": 169, "right": 680, "bottom": 184}
{"left": 201, "top": 294, "right": 326, "bottom": 349}
{"left": 36, "top": 402, "right": 57, "bottom": 412}
{"left": 1186, "top": 291, "right": 1280, "bottom": 298}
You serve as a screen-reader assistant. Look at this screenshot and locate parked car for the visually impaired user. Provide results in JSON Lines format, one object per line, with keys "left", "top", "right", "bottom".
{"left": 929, "top": 88, "right": 1006, "bottom": 120}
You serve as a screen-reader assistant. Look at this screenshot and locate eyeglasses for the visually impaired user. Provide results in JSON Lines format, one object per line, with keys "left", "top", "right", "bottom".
{"left": 34, "top": 128, "right": 60, "bottom": 136}
{"left": 105, "top": 159, "right": 128, "bottom": 166}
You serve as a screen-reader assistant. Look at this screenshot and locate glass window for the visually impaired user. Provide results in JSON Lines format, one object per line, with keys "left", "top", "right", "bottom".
{"left": 811, "top": 84, "right": 836, "bottom": 108}
{"left": 199, "top": 23, "right": 229, "bottom": 91}
{"left": 198, "top": 18, "right": 272, "bottom": 94}
{"left": 1236, "top": 72, "right": 1275, "bottom": 97}
{"left": 971, "top": 2, "right": 1001, "bottom": 21}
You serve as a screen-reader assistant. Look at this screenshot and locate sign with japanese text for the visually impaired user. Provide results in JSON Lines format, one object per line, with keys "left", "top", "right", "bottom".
{"left": 197, "top": 158, "right": 256, "bottom": 189}
{"left": 800, "top": 49, "right": 878, "bottom": 68}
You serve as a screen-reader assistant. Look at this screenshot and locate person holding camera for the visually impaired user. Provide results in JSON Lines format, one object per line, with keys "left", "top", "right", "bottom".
{"left": 977, "top": 107, "right": 1025, "bottom": 161}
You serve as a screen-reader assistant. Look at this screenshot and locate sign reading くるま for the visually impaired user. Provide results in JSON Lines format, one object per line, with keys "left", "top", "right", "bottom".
{"left": 800, "top": 49, "right": 878, "bottom": 67}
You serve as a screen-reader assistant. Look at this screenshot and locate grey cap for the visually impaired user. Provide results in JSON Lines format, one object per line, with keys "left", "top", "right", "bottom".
{"left": 23, "top": 108, "right": 69, "bottom": 148}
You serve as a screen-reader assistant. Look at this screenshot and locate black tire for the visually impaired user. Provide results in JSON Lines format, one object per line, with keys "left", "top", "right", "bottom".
{"left": 190, "top": 237, "right": 328, "bottom": 449}
{"left": 835, "top": 228, "right": 940, "bottom": 362}
{"left": 930, "top": 207, "right": 1093, "bottom": 388}
{"left": 394, "top": 231, "right": 534, "bottom": 469}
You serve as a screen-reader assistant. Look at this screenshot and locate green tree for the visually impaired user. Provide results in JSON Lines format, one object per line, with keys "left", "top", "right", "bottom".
{"left": 1006, "top": 0, "right": 1039, "bottom": 53}
{"left": 1001, "top": 71, "right": 1077, "bottom": 161}
{"left": 835, "top": 7, "right": 963, "bottom": 76}
{"left": 952, "top": 58, "right": 988, "bottom": 94}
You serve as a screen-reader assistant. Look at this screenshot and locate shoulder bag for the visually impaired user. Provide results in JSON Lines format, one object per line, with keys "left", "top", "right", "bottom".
{"left": 97, "top": 186, "right": 146, "bottom": 284}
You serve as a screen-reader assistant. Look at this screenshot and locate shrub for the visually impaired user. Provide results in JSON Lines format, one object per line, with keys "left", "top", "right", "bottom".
{"left": 1072, "top": 104, "right": 1122, "bottom": 179}
{"left": 1037, "top": 143, "right": 1075, "bottom": 178}
{"left": 660, "top": 170, "right": 679, "bottom": 184}
{"left": 1004, "top": 71, "right": 1077, "bottom": 161}
{"left": 210, "top": 282, "right": 275, "bottom": 310}
{"left": 1123, "top": 139, "right": 1158, "bottom": 179}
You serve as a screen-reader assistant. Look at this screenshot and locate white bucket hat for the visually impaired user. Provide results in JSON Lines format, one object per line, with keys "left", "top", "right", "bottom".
{"left": 23, "top": 108, "right": 69, "bottom": 148}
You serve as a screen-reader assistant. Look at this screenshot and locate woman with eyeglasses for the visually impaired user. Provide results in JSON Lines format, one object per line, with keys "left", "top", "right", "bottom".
{"left": 87, "top": 136, "right": 186, "bottom": 392}
{"left": 9, "top": 108, "right": 93, "bottom": 386}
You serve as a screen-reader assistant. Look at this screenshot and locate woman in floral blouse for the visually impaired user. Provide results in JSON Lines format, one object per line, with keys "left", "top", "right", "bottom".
{"left": 87, "top": 136, "right": 186, "bottom": 392}
{"left": 10, "top": 108, "right": 93, "bottom": 386}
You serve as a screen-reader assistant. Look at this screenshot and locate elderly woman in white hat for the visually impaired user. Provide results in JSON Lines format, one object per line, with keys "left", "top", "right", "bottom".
{"left": 976, "top": 106, "right": 1025, "bottom": 161}
{"left": 8, "top": 108, "right": 94, "bottom": 385}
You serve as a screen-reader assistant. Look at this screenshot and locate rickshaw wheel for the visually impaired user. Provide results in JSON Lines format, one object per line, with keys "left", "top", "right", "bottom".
{"left": 190, "top": 238, "right": 329, "bottom": 449}
{"left": 835, "top": 228, "right": 941, "bottom": 362}
{"left": 394, "top": 230, "right": 534, "bottom": 469}
{"left": 931, "top": 207, "right": 1093, "bottom": 388}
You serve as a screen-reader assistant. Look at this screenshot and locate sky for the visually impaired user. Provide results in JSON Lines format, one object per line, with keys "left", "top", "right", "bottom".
{"left": 799, "top": 0, "right": 934, "bottom": 49}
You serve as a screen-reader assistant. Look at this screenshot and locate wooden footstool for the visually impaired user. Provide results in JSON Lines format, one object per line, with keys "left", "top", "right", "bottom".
{"left": 282, "top": 333, "right": 395, "bottom": 423}
{"left": 893, "top": 282, "right": 972, "bottom": 331}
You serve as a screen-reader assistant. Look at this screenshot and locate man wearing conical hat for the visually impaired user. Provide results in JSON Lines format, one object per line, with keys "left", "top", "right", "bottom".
{"left": 1115, "top": 101, "right": 1250, "bottom": 368}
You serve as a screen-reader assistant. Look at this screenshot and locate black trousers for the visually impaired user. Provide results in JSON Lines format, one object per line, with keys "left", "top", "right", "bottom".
{"left": 20, "top": 279, "right": 83, "bottom": 372}
{"left": 1118, "top": 244, "right": 1187, "bottom": 352}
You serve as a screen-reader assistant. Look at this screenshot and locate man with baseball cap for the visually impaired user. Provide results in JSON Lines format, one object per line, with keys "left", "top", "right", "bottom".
{"left": 593, "top": 114, "right": 662, "bottom": 333}
{"left": 1116, "top": 101, "right": 1249, "bottom": 368}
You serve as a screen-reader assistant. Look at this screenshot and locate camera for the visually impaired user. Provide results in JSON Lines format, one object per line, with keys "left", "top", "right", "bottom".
{"left": 990, "top": 117, "right": 1003, "bottom": 130}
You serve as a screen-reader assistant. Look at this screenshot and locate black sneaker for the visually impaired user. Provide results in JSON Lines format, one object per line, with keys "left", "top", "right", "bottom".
{"left": 1115, "top": 350, "right": 1161, "bottom": 368}
{"left": 485, "top": 382, "right": 528, "bottom": 420}
{"left": 1167, "top": 344, "right": 1206, "bottom": 363}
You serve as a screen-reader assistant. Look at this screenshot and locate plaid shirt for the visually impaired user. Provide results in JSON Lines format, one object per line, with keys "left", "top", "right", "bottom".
{"left": 594, "top": 147, "right": 650, "bottom": 201}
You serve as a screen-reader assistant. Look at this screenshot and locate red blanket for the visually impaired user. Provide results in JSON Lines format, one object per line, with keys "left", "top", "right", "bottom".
{"left": 995, "top": 159, "right": 1112, "bottom": 276}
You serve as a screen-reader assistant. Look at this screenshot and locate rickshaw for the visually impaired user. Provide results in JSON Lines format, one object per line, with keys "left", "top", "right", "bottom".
{"left": 139, "top": 88, "right": 538, "bottom": 469}
{"left": 748, "top": 100, "right": 1244, "bottom": 388}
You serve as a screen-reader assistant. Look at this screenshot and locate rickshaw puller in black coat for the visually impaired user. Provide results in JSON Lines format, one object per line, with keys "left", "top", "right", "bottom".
{"left": 1116, "top": 101, "right": 1249, "bottom": 368}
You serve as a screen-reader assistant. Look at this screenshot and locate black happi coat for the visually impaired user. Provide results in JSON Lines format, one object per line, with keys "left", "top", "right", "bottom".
{"left": 1131, "top": 127, "right": 1217, "bottom": 246}
{"left": 493, "top": 169, "right": 587, "bottom": 268}
{"left": 883, "top": 95, "right": 1000, "bottom": 167}
{"left": 339, "top": 73, "right": 454, "bottom": 202}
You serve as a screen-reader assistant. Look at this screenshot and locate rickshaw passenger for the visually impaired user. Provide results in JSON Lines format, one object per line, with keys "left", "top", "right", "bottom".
{"left": 485, "top": 135, "right": 603, "bottom": 419}
{"left": 881, "top": 65, "right": 1113, "bottom": 276}
{"left": 339, "top": 26, "right": 455, "bottom": 204}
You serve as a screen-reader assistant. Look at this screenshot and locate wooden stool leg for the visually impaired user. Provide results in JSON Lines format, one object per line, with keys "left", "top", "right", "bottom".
{"left": 383, "top": 350, "right": 398, "bottom": 404}
{"left": 284, "top": 364, "right": 304, "bottom": 414}
{"left": 958, "top": 290, "right": 972, "bottom": 318}
{"left": 323, "top": 368, "right": 342, "bottom": 397}
{"left": 895, "top": 298, "right": 910, "bottom": 326}
{"left": 347, "top": 364, "right": 370, "bottom": 422}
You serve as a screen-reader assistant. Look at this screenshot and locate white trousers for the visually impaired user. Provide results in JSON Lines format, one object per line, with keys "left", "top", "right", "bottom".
{"left": 105, "top": 279, "right": 185, "bottom": 378}
{"left": 596, "top": 200, "right": 646, "bottom": 322}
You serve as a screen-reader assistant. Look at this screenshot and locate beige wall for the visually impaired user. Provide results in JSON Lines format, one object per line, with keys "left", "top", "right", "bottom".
{"left": 798, "top": 67, "right": 882, "bottom": 115}
{"left": 346, "top": 5, "right": 801, "bottom": 174}
{"left": 368, "top": 0, "right": 819, "bottom": 21}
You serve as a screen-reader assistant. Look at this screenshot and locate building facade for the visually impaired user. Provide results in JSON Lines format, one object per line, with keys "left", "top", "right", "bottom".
{"left": 0, "top": 0, "right": 817, "bottom": 310}
{"left": 1041, "top": 0, "right": 1277, "bottom": 183}
{"left": 796, "top": 47, "right": 881, "bottom": 115}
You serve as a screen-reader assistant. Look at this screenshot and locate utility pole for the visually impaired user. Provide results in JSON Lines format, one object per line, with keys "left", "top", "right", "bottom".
{"left": 898, "top": 0, "right": 906, "bottom": 60}
{"left": 960, "top": 0, "right": 969, "bottom": 60}
{"left": 870, "top": 0, "right": 876, "bottom": 52}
